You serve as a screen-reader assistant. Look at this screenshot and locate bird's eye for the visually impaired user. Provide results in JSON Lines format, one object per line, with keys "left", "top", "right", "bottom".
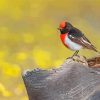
{"left": 60, "top": 28, "right": 68, "bottom": 34}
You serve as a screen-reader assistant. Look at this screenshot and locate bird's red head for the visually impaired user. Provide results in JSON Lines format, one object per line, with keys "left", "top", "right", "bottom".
{"left": 59, "top": 21, "right": 67, "bottom": 29}
{"left": 58, "top": 21, "right": 73, "bottom": 34}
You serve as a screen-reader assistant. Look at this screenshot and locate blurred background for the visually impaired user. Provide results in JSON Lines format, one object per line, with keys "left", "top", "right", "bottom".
{"left": 0, "top": 0, "right": 100, "bottom": 100}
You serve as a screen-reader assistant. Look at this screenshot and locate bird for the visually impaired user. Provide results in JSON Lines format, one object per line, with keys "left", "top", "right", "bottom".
{"left": 58, "top": 21, "right": 99, "bottom": 57}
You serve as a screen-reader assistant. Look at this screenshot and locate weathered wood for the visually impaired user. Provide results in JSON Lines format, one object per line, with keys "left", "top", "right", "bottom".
{"left": 22, "top": 56, "right": 100, "bottom": 100}
{"left": 87, "top": 56, "right": 100, "bottom": 68}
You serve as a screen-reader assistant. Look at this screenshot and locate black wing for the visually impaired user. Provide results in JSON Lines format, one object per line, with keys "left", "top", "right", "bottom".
{"left": 68, "top": 27, "right": 98, "bottom": 52}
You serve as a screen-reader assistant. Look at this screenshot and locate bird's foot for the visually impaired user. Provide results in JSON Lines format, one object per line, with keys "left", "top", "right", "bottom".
{"left": 66, "top": 55, "right": 88, "bottom": 66}
{"left": 66, "top": 55, "right": 79, "bottom": 60}
{"left": 73, "top": 55, "right": 88, "bottom": 66}
{"left": 66, "top": 56, "right": 73, "bottom": 60}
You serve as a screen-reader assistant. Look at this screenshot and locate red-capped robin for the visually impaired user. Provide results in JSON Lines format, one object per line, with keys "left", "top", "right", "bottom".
{"left": 58, "top": 21, "right": 99, "bottom": 57}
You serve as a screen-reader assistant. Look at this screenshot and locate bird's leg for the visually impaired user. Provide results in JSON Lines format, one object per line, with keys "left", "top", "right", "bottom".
{"left": 72, "top": 50, "right": 79, "bottom": 58}
{"left": 72, "top": 50, "right": 83, "bottom": 62}
{"left": 66, "top": 50, "right": 79, "bottom": 60}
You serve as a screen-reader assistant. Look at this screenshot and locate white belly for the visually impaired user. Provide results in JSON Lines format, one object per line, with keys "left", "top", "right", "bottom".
{"left": 65, "top": 36, "right": 82, "bottom": 51}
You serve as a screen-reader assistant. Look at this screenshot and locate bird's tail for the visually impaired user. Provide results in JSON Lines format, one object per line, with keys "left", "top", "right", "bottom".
{"left": 94, "top": 48, "right": 100, "bottom": 54}
{"left": 90, "top": 45, "right": 100, "bottom": 54}
{"left": 97, "top": 51, "right": 100, "bottom": 54}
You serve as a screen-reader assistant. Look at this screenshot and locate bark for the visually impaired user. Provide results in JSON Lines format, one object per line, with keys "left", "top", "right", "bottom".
{"left": 22, "top": 56, "right": 100, "bottom": 100}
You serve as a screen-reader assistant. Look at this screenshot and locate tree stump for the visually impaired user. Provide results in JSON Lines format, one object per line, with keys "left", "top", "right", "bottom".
{"left": 22, "top": 56, "right": 100, "bottom": 100}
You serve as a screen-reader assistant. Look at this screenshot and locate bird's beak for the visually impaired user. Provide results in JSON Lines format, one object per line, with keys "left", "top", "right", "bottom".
{"left": 57, "top": 28, "right": 60, "bottom": 30}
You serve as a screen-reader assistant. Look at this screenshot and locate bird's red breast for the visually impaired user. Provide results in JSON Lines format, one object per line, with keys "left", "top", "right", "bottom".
{"left": 60, "top": 33, "right": 68, "bottom": 48}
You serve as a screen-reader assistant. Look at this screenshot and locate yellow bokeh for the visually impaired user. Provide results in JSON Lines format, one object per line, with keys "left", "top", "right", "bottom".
{"left": 1, "top": 62, "right": 21, "bottom": 77}
{"left": 5, "top": 64, "right": 21, "bottom": 77}
{"left": 0, "top": 0, "right": 100, "bottom": 100}
{"left": 0, "top": 50, "right": 8, "bottom": 60}
{"left": 15, "top": 52, "right": 28, "bottom": 61}
{"left": 54, "top": 59, "right": 63, "bottom": 67}
{"left": 0, "top": 83, "right": 12, "bottom": 97}
{"left": 32, "top": 49, "right": 52, "bottom": 69}
{"left": 23, "top": 33, "right": 34, "bottom": 44}
{"left": 21, "top": 96, "right": 28, "bottom": 100}
{"left": 14, "top": 84, "right": 24, "bottom": 95}
{"left": 0, "top": 0, "right": 8, "bottom": 12}
{"left": 10, "top": 7, "right": 22, "bottom": 20}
